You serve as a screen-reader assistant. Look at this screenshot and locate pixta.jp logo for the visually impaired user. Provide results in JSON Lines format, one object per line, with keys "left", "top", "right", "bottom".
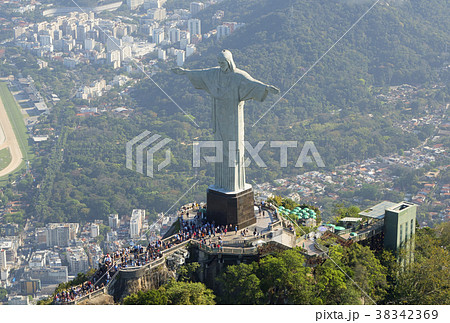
{"left": 126, "top": 131, "right": 172, "bottom": 178}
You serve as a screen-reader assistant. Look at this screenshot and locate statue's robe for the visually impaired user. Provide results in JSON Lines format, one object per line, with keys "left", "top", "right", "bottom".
{"left": 187, "top": 67, "right": 270, "bottom": 192}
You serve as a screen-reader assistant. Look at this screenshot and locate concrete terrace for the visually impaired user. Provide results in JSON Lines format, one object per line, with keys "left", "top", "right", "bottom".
{"left": 180, "top": 203, "right": 292, "bottom": 249}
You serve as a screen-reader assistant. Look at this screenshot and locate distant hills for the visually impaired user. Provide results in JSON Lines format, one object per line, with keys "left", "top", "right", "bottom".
{"left": 31, "top": 0, "right": 450, "bottom": 223}
{"left": 134, "top": 0, "right": 449, "bottom": 173}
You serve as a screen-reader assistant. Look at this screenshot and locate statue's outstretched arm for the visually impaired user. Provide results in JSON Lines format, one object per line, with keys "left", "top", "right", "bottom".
{"left": 267, "top": 85, "right": 280, "bottom": 95}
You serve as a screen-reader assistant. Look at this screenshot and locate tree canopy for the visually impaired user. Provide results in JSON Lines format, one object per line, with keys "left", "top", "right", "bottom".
{"left": 123, "top": 280, "right": 216, "bottom": 305}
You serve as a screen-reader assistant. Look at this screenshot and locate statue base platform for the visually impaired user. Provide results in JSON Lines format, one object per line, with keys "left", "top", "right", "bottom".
{"left": 206, "top": 185, "right": 256, "bottom": 229}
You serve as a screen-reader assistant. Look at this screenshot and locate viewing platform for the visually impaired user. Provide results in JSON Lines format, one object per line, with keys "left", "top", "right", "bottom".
{"left": 56, "top": 201, "right": 297, "bottom": 304}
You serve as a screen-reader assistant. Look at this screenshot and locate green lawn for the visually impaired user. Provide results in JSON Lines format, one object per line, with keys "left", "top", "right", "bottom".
{"left": 0, "top": 81, "right": 33, "bottom": 182}
{"left": 0, "top": 147, "right": 12, "bottom": 171}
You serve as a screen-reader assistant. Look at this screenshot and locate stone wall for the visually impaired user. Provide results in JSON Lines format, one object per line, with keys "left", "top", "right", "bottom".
{"left": 111, "top": 262, "right": 176, "bottom": 303}
{"left": 191, "top": 246, "right": 258, "bottom": 289}
{"left": 78, "top": 294, "right": 115, "bottom": 305}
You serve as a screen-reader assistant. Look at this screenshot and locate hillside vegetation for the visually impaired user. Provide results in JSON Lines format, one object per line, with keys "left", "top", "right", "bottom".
{"left": 23, "top": 0, "right": 450, "bottom": 223}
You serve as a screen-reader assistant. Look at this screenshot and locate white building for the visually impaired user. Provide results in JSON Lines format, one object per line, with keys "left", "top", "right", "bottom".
{"left": 180, "top": 30, "right": 190, "bottom": 49}
{"left": 29, "top": 251, "right": 46, "bottom": 268}
{"left": 14, "top": 26, "right": 24, "bottom": 39}
{"left": 190, "top": 2, "right": 205, "bottom": 15}
{"left": 106, "top": 36, "right": 122, "bottom": 52}
{"left": 186, "top": 44, "right": 196, "bottom": 57}
{"left": 107, "top": 50, "right": 121, "bottom": 69}
{"left": 48, "top": 252, "right": 62, "bottom": 267}
{"left": 107, "top": 231, "right": 118, "bottom": 242}
{"left": 63, "top": 57, "right": 78, "bottom": 69}
{"left": 147, "top": 8, "right": 166, "bottom": 21}
{"left": 120, "top": 45, "right": 132, "bottom": 62}
{"left": 130, "top": 209, "right": 146, "bottom": 238}
{"left": 188, "top": 19, "right": 201, "bottom": 36}
{"left": 0, "top": 249, "right": 6, "bottom": 269}
{"left": 144, "top": 0, "right": 166, "bottom": 9}
{"left": 76, "top": 24, "right": 88, "bottom": 42}
{"left": 39, "top": 34, "right": 53, "bottom": 46}
{"left": 152, "top": 28, "right": 165, "bottom": 44}
{"left": 176, "top": 50, "right": 185, "bottom": 66}
{"left": 158, "top": 48, "right": 166, "bottom": 61}
{"left": 108, "top": 214, "right": 120, "bottom": 229}
{"left": 116, "top": 25, "right": 128, "bottom": 38}
{"left": 169, "top": 27, "right": 181, "bottom": 43}
{"left": 76, "top": 79, "right": 107, "bottom": 99}
{"left": 53, "top": 29, "right": 62, "bottom": 41}
{"left": 45, "top": 223, "right": 79, "bottom": 248}
{"left": 61, "top": 36, "right": 74, "bottom": 52}
{"left": 91, "top": 224, "right": 99, "bottom": 238}
{"left": 35, "top": 228, "right": 47, "bottom": 246}
{"left": 66, "top": 247, "right": 89, "bottom": 274}
{"left": 217, "top": 24, "right": 230, "bottom": 40}
{"left": 1, "top": 267, "right": 9, "bottom": 283}
{"left": 87, "top": 243, "right": 103, "bottom": 267}
{"left": 111, "top": 75, "right": 130, "bottom": 87}
{"left": 0, "top": 238, "right": 18, "bottom": 267}
{"left": 37, "top": 59, "right": 48, "bottom": 69}
{"left": 84, "top": 38, "right": 96, "bottom": 50}
{"left": 127, "top": 0, "right": 144, "bottom": 10}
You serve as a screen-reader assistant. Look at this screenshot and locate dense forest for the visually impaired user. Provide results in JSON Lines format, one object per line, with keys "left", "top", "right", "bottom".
{"left": 3, "top": 0, "right": 448, "bottom": 224}
{"left": 132, "top": 0, "right": 449, "bottom": 179}
{"left": 121, "top": 223, "right": 450, "bottom": 305}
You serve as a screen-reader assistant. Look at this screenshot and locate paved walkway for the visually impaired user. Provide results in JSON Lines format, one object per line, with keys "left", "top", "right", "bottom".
{"left": 299, "top": 238, "right": 324, "bottom": 256}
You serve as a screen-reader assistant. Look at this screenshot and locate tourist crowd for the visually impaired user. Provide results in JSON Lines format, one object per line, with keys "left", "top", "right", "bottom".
{"left": 52, "top": 225, "right": 195, "bottom": 304}
{"left": 52, "top": 203, "right": 267, "bottom": 304}
{"left": 53, "top": 281, "right": 103, "bottom": 304}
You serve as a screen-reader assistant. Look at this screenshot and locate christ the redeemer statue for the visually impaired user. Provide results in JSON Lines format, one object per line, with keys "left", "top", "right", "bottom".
{"left": 172, "top": 49, "right": 279, "bottom": 194}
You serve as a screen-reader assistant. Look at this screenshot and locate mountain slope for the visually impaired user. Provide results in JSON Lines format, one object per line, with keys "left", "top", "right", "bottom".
{"left": 31, "top": 0, "right": 450, "bottom": 223}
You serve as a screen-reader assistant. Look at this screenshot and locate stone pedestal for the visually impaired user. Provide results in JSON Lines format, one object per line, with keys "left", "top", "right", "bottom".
{"left": 206, "top": 185, "right": 255, "bottom": 229}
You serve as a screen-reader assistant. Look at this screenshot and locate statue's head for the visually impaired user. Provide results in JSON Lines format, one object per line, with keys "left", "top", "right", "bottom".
{"left": 217, "top": 49, "right": 236, "bottom": 72}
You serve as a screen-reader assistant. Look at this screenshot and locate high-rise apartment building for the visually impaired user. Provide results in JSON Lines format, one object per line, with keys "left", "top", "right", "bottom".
{"left": 169, "top": 27, "right": 181, "bottom": 43}
{"left": 108, "top": 214, "right": 120, "bottom": 229}
{"left": 45, "top": 223, "right": 78, "bottom": 247}
{"left": 190, "top": 2, "right": 205, "bottom": 15}
{"left": 188, "top": 19, "right": 201, "bottom": 36}
{"left": 127, "top": 0, "right": 144, "bottom": 10}
{"left": 130, "top": 209, "right": 146, "bottom": 238}
{"left": 217, "top": 24, "right": 230, "bottom": 40}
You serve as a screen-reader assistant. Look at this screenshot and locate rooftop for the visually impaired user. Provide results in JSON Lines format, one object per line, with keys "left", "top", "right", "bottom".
{"left": 359, "top": 201, "right": 397, "bottom": 219}
{"left": 0, "top": 241, "right": 13, "bottom": 249}
{"left": 387, "top": 201, "right": 416, "bottom": 213}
